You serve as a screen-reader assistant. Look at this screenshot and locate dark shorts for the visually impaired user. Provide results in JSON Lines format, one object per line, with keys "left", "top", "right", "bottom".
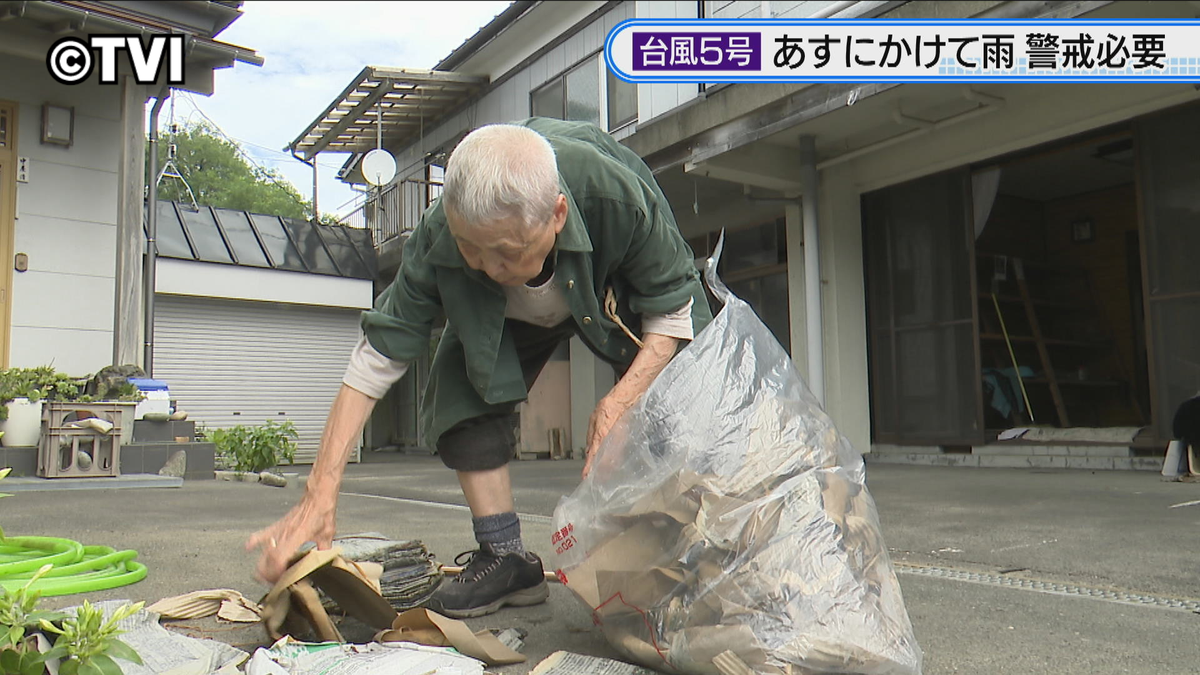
{"left": 436, "top": 318, "right": 586, "bottom": 472}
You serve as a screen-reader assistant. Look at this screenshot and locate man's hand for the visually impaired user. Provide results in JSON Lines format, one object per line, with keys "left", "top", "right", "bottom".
{"left": 245, "top": 495, "right": 337, "bottom": 584}
{"left": 581, "top": 332, "right": 681, "bottom": 479}
{"left": 583, "top": 394, "right": 631, "bottom": 478}
{"left": 246, "top": 385, "right": 378, "bottom": 584}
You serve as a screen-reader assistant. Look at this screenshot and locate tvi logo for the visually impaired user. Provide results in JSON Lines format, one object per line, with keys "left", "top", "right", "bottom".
{"left": 47, "top": 35, "right": 185, "bottom": 85}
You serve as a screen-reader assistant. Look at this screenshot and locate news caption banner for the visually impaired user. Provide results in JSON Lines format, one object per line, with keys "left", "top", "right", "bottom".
{"left": 605, "top": 19, "right": 1200, "bottom": 83}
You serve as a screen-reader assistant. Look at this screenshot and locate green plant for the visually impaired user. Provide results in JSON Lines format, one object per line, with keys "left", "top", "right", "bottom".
{"left": 204, "top": 420, "right": 298, "bottom": 473}
{"left": 0, "top": 366, "right": 149, "bottom": 420}
{"left": 41, "top": 600, "right": 143, "bottom": 675}
{"left": 0, "top": 475, "right": 59, "bottom": 675}
{"left": 0, "top": 645, "right": 49, "bottom": 675}
{"left": 0, "top": 564, "right": 65, "bottom": 674}
{"left": 0, "top": 367, "right": 90, "bottom": 421}
{"left": 0, "top": 565, "right": 64, "bottom": 650}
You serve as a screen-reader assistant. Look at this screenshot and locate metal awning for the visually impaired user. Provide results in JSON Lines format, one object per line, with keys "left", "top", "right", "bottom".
{"left": 288, "top": 66, "right": 488, "bottom": 161}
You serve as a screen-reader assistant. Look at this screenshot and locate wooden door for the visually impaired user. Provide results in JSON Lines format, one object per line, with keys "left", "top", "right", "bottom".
{"left": 0, "top": 102, "right": 16, "bottom": 367}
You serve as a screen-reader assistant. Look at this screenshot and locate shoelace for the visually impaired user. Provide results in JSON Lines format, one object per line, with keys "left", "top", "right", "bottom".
{"left": 452, "top": 549, "right": 503, "bottom": 584}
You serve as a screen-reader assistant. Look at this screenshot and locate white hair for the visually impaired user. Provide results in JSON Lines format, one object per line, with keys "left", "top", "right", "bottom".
{"left": 441, "top": 124, "right": 560, "bottom": 230}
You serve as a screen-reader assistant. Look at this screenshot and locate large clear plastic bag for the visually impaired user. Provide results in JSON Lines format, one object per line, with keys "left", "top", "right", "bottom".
{"left": 550, "top": 236, "right": 923, "bottom": 675}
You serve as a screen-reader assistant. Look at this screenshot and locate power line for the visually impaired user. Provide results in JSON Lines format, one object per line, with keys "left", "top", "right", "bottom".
{"left": 178, "top": 94, "right": 344, "bottom": 169}
{"left": 172, "top": 93, "right": 365, "bottom": 219}
{"left": 187, "top": 107, "right": 345, "bottom": 169}
{"left": 171, "top": 93, "right": 323, "bottom": 204}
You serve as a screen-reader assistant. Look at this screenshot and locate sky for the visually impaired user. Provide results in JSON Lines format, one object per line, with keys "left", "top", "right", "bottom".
{"left": 160, "top": 1, "right": 513, "bottom": 220}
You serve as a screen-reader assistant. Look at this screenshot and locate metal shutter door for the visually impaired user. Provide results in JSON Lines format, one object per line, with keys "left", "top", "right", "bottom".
{"left": 153, "top": 295, "right": 362, "bottom": 464}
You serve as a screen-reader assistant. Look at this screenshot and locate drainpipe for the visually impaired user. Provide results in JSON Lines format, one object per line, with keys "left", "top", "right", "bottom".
{"left": 798, "top": 135, "right": 825, "bottom": 404}
{"left": 292, "top": 149, "right": 318, "bottom": 221}
{"left": 144, "top": 83, "right": 171, "bottom": 377}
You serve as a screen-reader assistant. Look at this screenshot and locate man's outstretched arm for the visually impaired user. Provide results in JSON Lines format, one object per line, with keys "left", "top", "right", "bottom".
{"left": 245, "top": 384, "right": 379, "bottom": 583}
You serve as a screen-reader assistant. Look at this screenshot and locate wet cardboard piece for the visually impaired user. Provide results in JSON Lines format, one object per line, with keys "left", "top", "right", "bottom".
{"left": 259, "top": 548, "right": 524, "bottom": 667}
{"left": 289, "top": 580, "right": 339, "bottom": 643}
{"left": 561, "top": 519, "right": 672, "bottom": 608}
{"left": 260, "top": 548, "right": 396, "bottom": 642}
{"left": 147, "top": 589, "right": 261, "bottom": 623}
{"left": 378, "top": 608, "right": 526, "bottom": 665}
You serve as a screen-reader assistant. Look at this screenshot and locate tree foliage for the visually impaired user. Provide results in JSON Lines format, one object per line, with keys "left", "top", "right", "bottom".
{"left": 151, "top": 123, "right": 335, "bottom": 224}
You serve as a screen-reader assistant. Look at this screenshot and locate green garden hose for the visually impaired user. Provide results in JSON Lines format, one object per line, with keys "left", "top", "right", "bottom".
{"left": 0, "top": 536, "right": 145, "bottom": 596}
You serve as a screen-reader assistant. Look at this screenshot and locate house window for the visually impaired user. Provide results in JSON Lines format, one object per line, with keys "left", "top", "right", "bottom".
{"left": 607, "top": 68, "right": 637, "bottom": 130}
{"left": 532, "top": 53, "right": 638, "bottom": 131}
{"left": 0, "top": 109, "right": 7, "bottom": 148}
{"left": 532, "top": 56, "right": 600, "bottom": 127}
{"left": 531, "top": 78, "right": 566, "bottom": 119}
{"left": 565, "top": 58, "right": 601, "bottom": 125}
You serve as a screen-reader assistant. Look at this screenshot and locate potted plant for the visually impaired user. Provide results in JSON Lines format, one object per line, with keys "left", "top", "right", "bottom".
{"left": 0, "top": 366, "right": 147, "bottom": 452}
{"left": 65, "top": 379, "right": 145, "bottom": 447}
{"left": 0, "top": 368, "right": 60, "bottom": 449}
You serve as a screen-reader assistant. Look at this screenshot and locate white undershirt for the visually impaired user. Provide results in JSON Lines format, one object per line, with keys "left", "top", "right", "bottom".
{"left": 342, "top": 270, "right": 694, "bottom": 399}
{"left": 502, "top": 269, "right": 572, "bottom": 328}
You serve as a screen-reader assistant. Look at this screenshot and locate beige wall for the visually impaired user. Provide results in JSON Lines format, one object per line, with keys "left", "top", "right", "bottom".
{"left": 0, "top": 51, "right": 122, "bottom": 376}
{"left": 520, "top": 361, "right": 573, "bottom": 455}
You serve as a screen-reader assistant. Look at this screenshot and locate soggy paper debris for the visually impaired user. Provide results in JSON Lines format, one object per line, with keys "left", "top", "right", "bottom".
{"left": 66, "top": 600, "right": 248, "bottom": 675}
{"left": 530, "top": 651, "right": 657, "bottom": 675}
{"left": 245, "top": 636, "right": 484, "bottom": 675}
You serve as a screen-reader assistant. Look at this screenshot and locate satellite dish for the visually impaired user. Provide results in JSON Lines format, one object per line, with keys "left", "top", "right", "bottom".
{"left": 361, "top": 149, "right": 396, "bottom": 186}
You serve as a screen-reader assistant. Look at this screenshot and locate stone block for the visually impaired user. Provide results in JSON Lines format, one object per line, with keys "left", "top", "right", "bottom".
{"left": 1131, "top": 457, "right": 1165, "bottom": 472}
{"left": 978, "top": 455, "right": 1040, "bottom": 469}
{"left": 1065, "top": 445, "right": 1134, "bottom": 458}
{"left": 870, "top": 444, "right": 943, "bottom": 455}
{"left": 133, "top": 420, "right": 196, "bottom": 444}
{"left": 975, "top": 445, "right": 1042, "bottom": 456}
{"left": 0, "top": 447, "right": 38, "bottom": 477}
{"left": 184, "top": 442, "right": 215, "bottom": 479}
{"left": 1065, "top": 456, "right": 1116, "bottom": 470}
{"left": 1031, "top": 446, "right": 1072, "bottom": 456}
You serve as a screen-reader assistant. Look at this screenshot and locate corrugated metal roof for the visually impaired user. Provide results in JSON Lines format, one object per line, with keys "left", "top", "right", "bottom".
{"left": 287, "top": 66, "right": 487, "bottom": 161}
{"left": 150, "top": 200, "right": 378, "bottom": 280}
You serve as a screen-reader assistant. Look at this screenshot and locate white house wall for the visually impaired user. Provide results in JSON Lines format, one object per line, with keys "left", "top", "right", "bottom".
{"left": 634, "top": 1, "right": 701, "bottom": 124}
{"left": 454, "top": 2, "right": 609, "bottom": 81}
{"left": 156, "top": 258, "right": 374, "bottom": 310}
{"left": 810, "top": 82, "right": 1200, "bottom": 456}
{"left": 1, "top": 51, "right": 122, "bottom": 377}
{"left": 706, "top": 1, "right": 761, "bottom": 19}
{"left": 388, "top": 2, "right": 635, "bottom": 181}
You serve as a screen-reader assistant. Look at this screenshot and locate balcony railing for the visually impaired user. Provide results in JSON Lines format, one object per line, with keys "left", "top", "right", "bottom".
{"left": 338, "top": 176, "right": 442, "bottom": 248}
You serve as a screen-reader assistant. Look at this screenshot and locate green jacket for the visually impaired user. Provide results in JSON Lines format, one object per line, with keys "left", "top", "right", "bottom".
{"left": 361, "top": 117, "right": 712, "bottom": 444}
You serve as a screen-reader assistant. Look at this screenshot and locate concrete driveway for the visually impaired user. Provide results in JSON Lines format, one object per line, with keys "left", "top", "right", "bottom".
{"left": 5, "top": 454, "right": 1198, "bottom": 674}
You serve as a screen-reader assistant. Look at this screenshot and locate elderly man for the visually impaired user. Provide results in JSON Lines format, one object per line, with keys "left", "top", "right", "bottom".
{"left": 246, "top": 117, "right": 712, "bottom": 619}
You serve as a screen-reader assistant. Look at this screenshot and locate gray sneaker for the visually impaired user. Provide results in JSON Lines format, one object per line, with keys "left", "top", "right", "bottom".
{"left": 427, "top": 549, "right": 549, "bottom": 618}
